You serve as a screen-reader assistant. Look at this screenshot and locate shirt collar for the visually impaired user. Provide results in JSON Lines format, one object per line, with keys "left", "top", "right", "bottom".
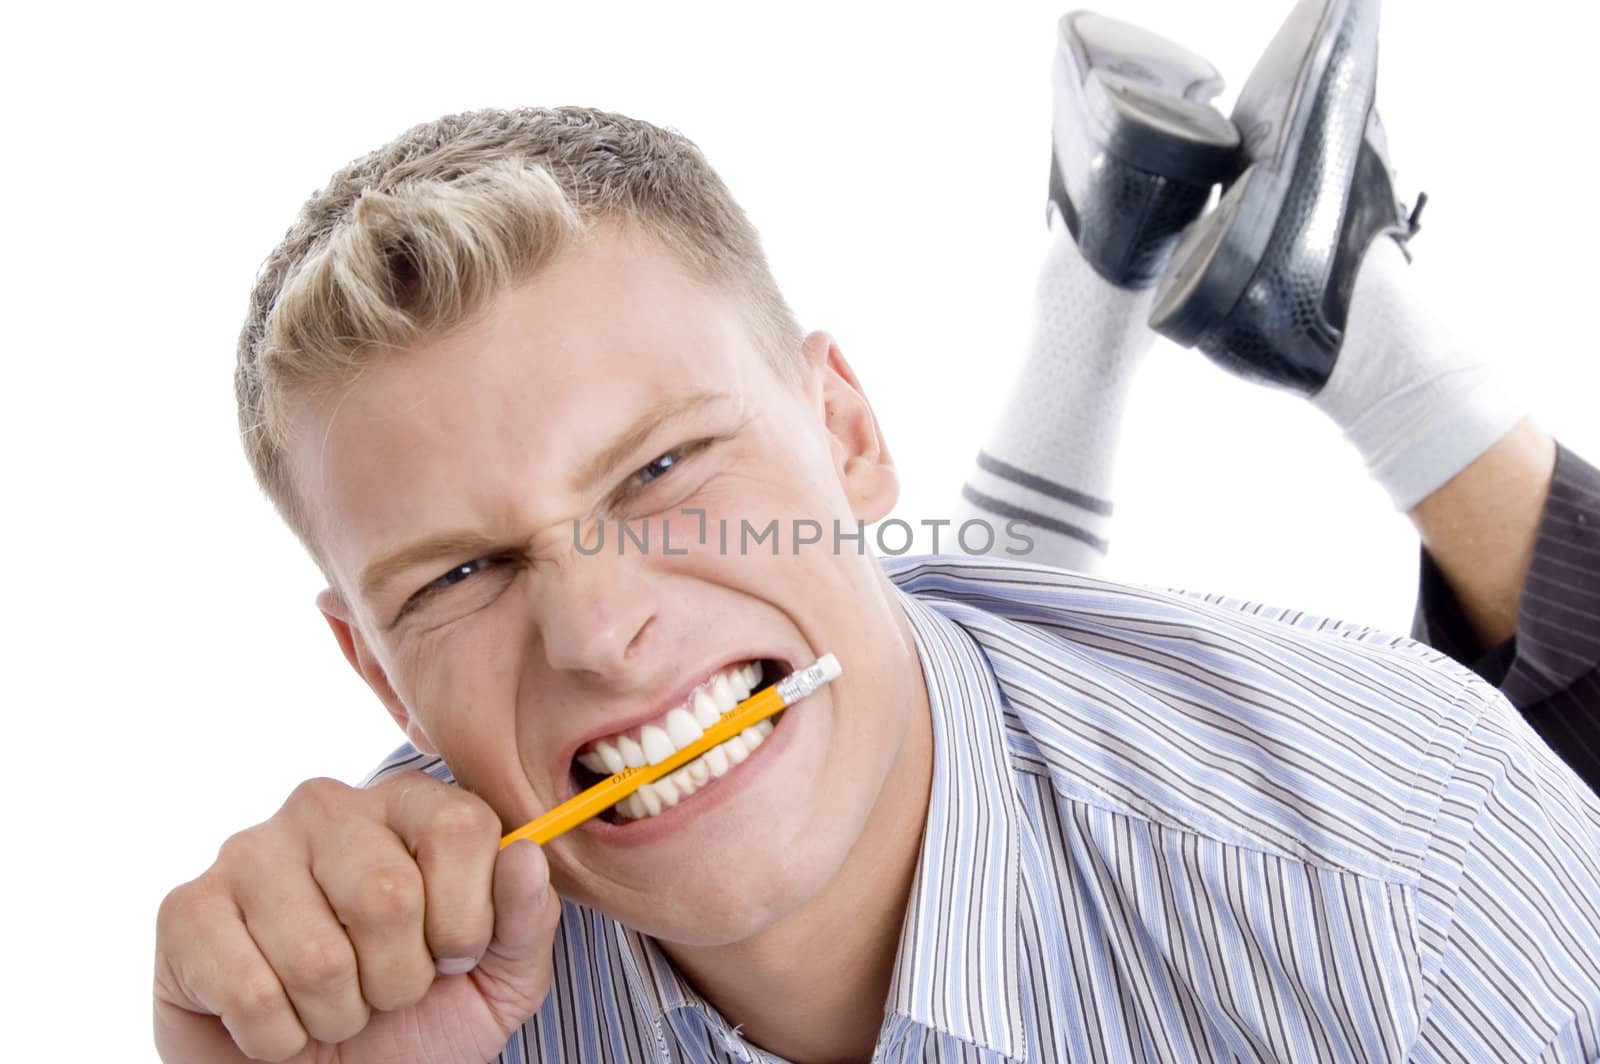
{"left": 885, "top": 584, "right": 1026, "bottom": 1060}
{"left": 606, "top": 578, "right": 1027, "bottom": 1061}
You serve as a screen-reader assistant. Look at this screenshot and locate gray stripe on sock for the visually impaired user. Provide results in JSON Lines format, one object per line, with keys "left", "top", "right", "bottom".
{"left": 960, "top": 484, "right": 1110, "bottom": 554}
{"left": 976, "top": 451, "right": 1114, "bottom": 516}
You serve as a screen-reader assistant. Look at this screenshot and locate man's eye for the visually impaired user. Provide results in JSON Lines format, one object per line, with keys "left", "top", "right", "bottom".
{"left": 626, "top": 442, "right": 707, "bottom": 491}
{"left": 430, "top": 558, "right": 494, "bottom": 591}
{"left": 397, "top": 557, "right": 498, "bottom": 620}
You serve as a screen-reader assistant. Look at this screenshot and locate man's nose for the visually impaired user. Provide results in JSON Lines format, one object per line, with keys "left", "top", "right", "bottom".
{"left": 533, "top": 549, "right": 659, "bottom": 682}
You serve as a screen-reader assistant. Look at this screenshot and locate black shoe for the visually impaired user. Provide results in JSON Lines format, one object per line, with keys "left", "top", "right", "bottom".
{"left": 1050, "top": 10, "right": 1241, "bottom": 288}
{"left": 1148, "top": 0, "right": 1422, "bottom": 393}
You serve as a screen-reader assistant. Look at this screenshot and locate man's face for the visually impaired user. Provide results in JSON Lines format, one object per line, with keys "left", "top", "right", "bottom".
{"left": 290, "top": 224, "right": 927, "bottom": 945}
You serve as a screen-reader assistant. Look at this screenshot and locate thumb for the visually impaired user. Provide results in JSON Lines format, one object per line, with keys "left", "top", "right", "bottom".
{"left": 469, "top": 840, "right": 561, "bottom": 1026}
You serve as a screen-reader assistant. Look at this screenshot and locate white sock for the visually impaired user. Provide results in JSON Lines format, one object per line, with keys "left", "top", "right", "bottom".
{"left": 953, "top": 209, "right": 1155, "bottom": 571}
{"left": 1313, "top": 238, "right": 1526, "bottom": 511}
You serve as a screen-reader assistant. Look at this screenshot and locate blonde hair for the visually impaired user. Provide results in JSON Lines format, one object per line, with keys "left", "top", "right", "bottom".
{"left": 236, "top": 106, "right": 804, "bottom": 558}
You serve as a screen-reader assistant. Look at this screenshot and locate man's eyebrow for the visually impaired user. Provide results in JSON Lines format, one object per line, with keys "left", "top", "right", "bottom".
{"left": 359, "top": 530, "right": 506, "bottom": 604}
{"left": 357, "top": 391, "right": 727, "bottom": 604}
{"left": 571, "top": 390, "right": 726, "bottom": 493}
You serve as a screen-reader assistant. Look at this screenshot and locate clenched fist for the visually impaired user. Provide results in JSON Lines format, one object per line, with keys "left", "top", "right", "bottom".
{"left": 154, "top": 772, "right": 560, "bottom": 1062}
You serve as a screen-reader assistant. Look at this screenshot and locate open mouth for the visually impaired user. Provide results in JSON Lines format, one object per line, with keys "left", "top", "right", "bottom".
{"left": 571, "top": 658, "right": 788, "bottom": 824}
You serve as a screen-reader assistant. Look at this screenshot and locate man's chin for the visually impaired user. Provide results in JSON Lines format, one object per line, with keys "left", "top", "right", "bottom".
{"left": 615, "top": 874, "right": 823, "bottom": 950}
{"left": 557, "top": 827, "right": 844, "bottom": 947}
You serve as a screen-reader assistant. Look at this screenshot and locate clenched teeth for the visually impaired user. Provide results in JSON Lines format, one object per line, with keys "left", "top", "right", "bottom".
{"left": 576, "top": 661, "right": 762, "bottom": 776}
{"left": 571, "top": 661, "right": 782, "bottom": 821}
{"left": 614, "top": 718, "right": 775, "bottom": 820}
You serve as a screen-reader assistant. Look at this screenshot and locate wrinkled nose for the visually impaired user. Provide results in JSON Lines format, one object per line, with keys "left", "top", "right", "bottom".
{"left": 533, "top": 546, "right": 659, "bottom": 683}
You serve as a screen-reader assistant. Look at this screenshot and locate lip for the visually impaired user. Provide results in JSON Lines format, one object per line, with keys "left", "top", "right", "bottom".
{"left": 574, "top": 690, "right": 804, "bottom": 845}
{"left": 555, "top": 651, "right": 796, "bottom": 783}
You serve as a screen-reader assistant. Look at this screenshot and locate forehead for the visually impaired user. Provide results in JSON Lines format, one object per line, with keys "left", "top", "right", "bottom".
{"left": 287, "top": 227, "right": 771, "bottom": 596}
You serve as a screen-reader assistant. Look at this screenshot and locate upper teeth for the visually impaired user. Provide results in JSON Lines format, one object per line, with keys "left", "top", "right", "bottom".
{"left": 613, "top": 716, "right": 775, "bottom": 820}
{"left": 571, "top": 660, "right": 779, "bottom": 823}
{"left": 576, "top": 660, "right": 763, "bottom": 777}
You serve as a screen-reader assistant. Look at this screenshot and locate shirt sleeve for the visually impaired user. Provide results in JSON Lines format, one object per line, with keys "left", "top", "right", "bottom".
{"left": 1410, "top": 681, "right": 1600, "bottom": 1060}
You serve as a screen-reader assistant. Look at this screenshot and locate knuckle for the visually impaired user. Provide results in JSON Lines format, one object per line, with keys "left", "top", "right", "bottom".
{"left": 353, "top": 863, "right": 424, "bottom": 928}
{"left": 372, "top": 767, "right": 435, "bottom": 800}
{"left": 222, "top": 970, "right": 292, "bottom": 1032}
{"left": 282, "top": 933, "right": 356, "bottom": 994}
{"left": 155, "top": 879, "right": 208, "bottom": 935}
{"left": 216, "top": 826, "right": 270, "bottom": 870}
{"left": 426, "top": 796, "right": 498, "bottom": 842}
{"left": 288, "top": 776, "right": 353, "bottom": 815}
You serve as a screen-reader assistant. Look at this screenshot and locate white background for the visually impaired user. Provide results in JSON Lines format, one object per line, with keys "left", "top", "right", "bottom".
{"left": 4, "top": 0, "right": 1597, "bottom": 1055}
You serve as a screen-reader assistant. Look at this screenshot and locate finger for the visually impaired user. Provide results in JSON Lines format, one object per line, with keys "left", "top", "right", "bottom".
{"left": 382, "top": 779, "right": 500, "bottom": 973}
{"left": 153, "top": 999, "right": 273, "bottom": 1064}
{"left": 308, "top": 819, "right": 437, "bottom": 1012}
{"left": 156, "top": 882, "right": 310, "bottom": 1062}
{"left": 229, "top": 857, "right": 371, "bottom": 1044}
{"left": 472, "top": 839, "right": 561, "bottom": 1025}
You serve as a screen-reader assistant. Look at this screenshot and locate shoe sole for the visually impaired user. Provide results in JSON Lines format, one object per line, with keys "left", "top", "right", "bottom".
{"left": 1058, "top": 11, "right": 1239, "bottom": 183}
{"left": 1054, "top": 11, "right": 1240, "bottom": 285}
{"left": 1148, "top": 0, "right": 1359, "bottom": 345}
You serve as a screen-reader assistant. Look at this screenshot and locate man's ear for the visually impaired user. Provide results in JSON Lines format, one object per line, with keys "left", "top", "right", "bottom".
{"left": 316, "top": 588, "right": 438, "bottom": 755}
{"left": 802, "top": 330, "right": 899, "bottom": 523}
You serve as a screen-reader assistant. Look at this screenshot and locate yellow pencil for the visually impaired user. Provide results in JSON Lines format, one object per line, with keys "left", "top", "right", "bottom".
{"left": 501, "top": 654, "right": 842, "bottom": 847}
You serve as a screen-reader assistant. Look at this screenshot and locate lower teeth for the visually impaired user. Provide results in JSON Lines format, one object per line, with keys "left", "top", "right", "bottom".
{"left": 612, "top": 713, "right": 779, "bottom": 821}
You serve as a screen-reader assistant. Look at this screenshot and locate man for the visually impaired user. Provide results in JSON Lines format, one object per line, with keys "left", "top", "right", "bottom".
{"left": 957, "top": 5, "right": 1600, "bottom": 790}
{"left": 155, "top": 2, "right": 1600, "bottom": 1061}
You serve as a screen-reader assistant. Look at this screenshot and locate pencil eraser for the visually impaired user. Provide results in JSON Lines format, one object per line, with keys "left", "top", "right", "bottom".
{"left": 816, "top": 653, "right": 841, "bottom": 682}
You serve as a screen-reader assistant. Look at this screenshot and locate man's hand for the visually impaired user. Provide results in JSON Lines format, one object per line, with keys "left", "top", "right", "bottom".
{"left": 153, "top": 772, "right": 560, "bottom": 1063}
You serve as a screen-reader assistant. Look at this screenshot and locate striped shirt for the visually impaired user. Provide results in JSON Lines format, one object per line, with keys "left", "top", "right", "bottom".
{"left": 368, "top": 554, "right": 1600, "bottom": 1062}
